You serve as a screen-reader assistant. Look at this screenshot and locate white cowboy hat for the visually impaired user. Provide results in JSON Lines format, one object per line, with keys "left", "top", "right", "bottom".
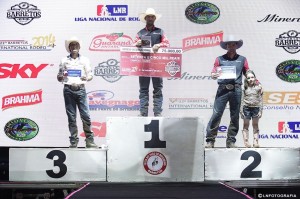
{"left": 139, "top": 8, "right": 162, "bottom": 23}
{"left": 65, "top": 36, "right": 81, "bottom": 53}
{"left": 220, "top": 35, "right": 243, "bottom": 50}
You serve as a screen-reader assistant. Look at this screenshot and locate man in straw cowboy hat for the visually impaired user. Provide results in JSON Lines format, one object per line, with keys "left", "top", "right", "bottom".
{"left": 57, "top": 36, "right": 98, "bottom": 148}
{"left": 134, "top": 8, "right": 170, "bottom": 117}
{"left": 205, "top": 35, "right": 254, "bottom": 148}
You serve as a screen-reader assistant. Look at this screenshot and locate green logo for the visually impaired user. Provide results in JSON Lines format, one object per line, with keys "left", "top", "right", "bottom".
{"left": 185, "top": 2, "right": 220, "bottom": 24}
{"left": 276, "top": 60, "right": 300, "bottom": 83}
{"left": 4, "top": 118, "right": 39, "bottom": 141}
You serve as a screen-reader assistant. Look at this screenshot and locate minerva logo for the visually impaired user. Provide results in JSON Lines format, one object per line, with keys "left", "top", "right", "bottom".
{"left": 89, "top": 33, "right": 133, "bottom": 51}
{"left": 7, "top": 2, "right": 41, "bottom": 25}
{"left": 4, "top": 118, "right": 39, "bottom": 141}
{"left": 2, "top": 89, "right": 42, "bottom": 110}
{"left": 0, "top": 63, "right": 49, "bottom": 78}
{"left": 275, "top": 30, "right": 300, "bottom": 54}
{"left": 182, "top": 31, "right": 223, "bottom": 52}
{"left": 275, "top": 60, "right": 300, "bottom": 83}
{"left": 185, "top": 2, "right": 220, "bottom": 24}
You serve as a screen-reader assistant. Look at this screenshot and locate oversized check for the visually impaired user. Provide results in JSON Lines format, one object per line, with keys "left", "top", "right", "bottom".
{"left": 120, "top": 46, "right": 182, "bottom": 77}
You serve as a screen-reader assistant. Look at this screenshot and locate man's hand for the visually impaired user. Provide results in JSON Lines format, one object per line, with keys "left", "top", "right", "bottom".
{"left": 57, "top": 74, "right": 64, "bottom": 82}
{"left": 211, "top": 72, "right": 220, "bottom": 80}
{"left": 81, "top": 76, "right": 93, "bottom": 81}
{"left": 152, "top": 44, "right": 160, "bottom": 53}
{"left": 135, "top": 40, "right": 142, "bottom": 47}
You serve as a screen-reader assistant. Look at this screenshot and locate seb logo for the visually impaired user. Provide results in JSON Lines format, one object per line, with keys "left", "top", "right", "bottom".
{"left": 97, "top": 5, "right": 128, "bottom": 16}
{"left": 278, "top": 121, "right": 300, "bottom": 133}
{"left": 263, "top": 92, "right": 300, "bottom": 104}
{"left": 0, "top": 63, "right": 49, "bottom": 78}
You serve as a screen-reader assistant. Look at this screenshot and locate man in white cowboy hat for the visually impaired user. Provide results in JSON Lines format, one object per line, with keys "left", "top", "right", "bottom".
{"left": 57, "top": 36, "right": 98, "bottom": 148}
{"left": 205, "top": 34, "right": 252, "bottom": 148}
{"left": 134, "top": 8, "right": 170, "bottom": 117}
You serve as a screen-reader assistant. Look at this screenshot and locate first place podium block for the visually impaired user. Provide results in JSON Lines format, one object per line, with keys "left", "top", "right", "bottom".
{"left": 9, "top": 148, "right": 106, "bottom": 182}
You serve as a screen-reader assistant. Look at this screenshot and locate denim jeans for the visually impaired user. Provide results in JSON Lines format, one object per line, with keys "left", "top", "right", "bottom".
{"left": 63, "top": 85, "right": 94, "bottom": 144}
{"left": 139, "top": 76, "right": 163, "bottom": 116}
{"left": 206, "top": 85, "right": 242, "bottom": 143}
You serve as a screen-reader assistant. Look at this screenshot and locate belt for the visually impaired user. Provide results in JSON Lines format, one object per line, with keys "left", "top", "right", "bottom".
{"left": 64, "top": 84, "right": 85, "bottom": 91}
{"left": 219, "top": 84, "right": 240, "bottom": 90}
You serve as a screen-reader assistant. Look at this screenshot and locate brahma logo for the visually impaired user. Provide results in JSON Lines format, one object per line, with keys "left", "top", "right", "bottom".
{"left": 7, "top": 2, "right": 41, "bottom": 25}
{"left": 182, "top": 31, "right": 223, "bottom": 52}
{"left": 278, "top": 122, "right": 300, "bottom": 133}
{"left": 97, "top": 5, "right": 128, "bottom": 16}
{"left": 0, "top": 63, "right": 49, "bottom": 78}
{"left": 275, "top": 60, "right": 300, "bottom": 83}
{"left": 89, "top": 33, "right": 133, "bottom": 51}
{"left": 2, "top": 89, "right": 42, "bottom": 110}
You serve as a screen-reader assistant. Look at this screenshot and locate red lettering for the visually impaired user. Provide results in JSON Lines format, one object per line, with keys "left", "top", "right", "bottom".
{"left": 0, "top": 63, "right": 48, "bottom": 78}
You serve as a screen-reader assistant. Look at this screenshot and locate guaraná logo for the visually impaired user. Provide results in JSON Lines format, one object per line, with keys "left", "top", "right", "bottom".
{"left": 275, "top": 30, "right": 300, "bottom": 54}
{"left": 276, "top": 60, "right": 300, "bottom": 82}
{"left": 4, "top": 118, "right": 39, "bottom": 141}
{"left": 185, "top": 2, "right": 220, "bottom": 24}
{"left": 7, "top": 2, "right": 41, "bottom": 25}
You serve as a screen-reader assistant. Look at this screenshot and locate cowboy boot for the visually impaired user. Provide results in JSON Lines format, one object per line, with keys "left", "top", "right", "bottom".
{"left": 242, "top": 129, "right": 251, "bottom": 148}
{"left": 253, "top": 129, "right": 260, "bottom": 148}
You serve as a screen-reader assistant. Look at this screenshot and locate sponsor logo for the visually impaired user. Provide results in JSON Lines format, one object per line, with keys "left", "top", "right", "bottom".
{"left": 94, "top": 59, "right": 122, "bottom": 82}
{"left": 75, "top": 4, "right": 139, "bottom": 22}
{"left": 275, "top": 60, "right": 300, "bottom": 83}
{"left": 4, "top": 118, "right": 39, "bottom": 141}
{"left": 80, "top": 121, "right": 106, "bottom": 138}
{"left": 7, "top": 2, "right": 41, "bottom": 25}
{"left": 0, "top": 34, "right": 56, "bottom": 51}
{"left": 278, "top": 121, "right": 300, "bottom": 133}
{"left": 185, "top": 2, "right": 220, "bottom": 24}
{"left": 165, "top": 61, "right": 180, "bottom": 76}
{"left": 263, "top": 92, "right": 300, "bottom": 110}
{"left": 87, "top": 90, "right": 139, "bottom": 111}
{"left": 182, "top": 31, "right": 223, "bottom": 52}
{"left": 89, "top": 33, "right": 133, "bottom": 51}
{"left": 275, "top": 30, "right": 300, "bottom": 54}
{"left": 168, "top": 98, "right": 213, "bottom": 109}
{"left": 2, "top": 89, "right": 42, "bottom": 110}
{"left": 143, "top": 151, "right": 167, "bottom": 175}
{"left": 257, "top": 14, "right": 300, "bottom": 23}
{"left": 0, "top": 63, "right": 50, "bottom": 78}
{"left": 167, "top": 72, "right": 212, "bottom": 80}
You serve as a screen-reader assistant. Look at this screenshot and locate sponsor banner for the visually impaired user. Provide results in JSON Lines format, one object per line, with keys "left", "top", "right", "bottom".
{"left": 120, "top": 46, "right": 182, "bottom": 77}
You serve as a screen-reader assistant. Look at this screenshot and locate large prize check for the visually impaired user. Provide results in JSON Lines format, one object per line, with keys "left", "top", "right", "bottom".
{"left": 120, "top": 46, "right": 182, "bottom": 77}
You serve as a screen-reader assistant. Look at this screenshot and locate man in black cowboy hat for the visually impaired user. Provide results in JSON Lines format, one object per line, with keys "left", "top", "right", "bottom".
{"left": 57, "top": 36, "right": 98, "bottom": 148}
{"left": 134, "top": 8, "right": 170, "bottom": 117}
{"left": 206, "top": 35, "right": 251, "bottom": 148}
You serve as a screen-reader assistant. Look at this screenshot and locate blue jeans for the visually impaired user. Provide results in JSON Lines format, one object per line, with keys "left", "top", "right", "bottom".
{"left": 63, "top": 85, "right": 94, "bottom": 144}
{"left": 206, "top": 85, "right": 242, "bottom": 143}
{"left": 139, "top": 76, "right": 163, "bottom": 116}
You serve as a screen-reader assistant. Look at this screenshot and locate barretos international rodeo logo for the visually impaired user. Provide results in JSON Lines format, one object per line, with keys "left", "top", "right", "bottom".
{"left": 185, "top": 2, "right": 220, "bottom": 24}
{"left": 94, "top": 59, "right": 122, "bottom": 82}
{"left": 2, "top": 89, "right": 42, "bottom": 110}
{"left": 275, "top": 30, "right": 300, "bottom": 54}
{"left": 276, "top": 60, "right": 300, "bottom": 83}
{"left": 89, "top": 33, "right": 133, "bottom": 51}
{"left": 7, "top": 2, "right": 41, "bottom": 25}
{"left": 143, "top": 151, "right": 167, "bottom": 175}
{"left": 4, "top": 118, "right": 39, "bottom": 141}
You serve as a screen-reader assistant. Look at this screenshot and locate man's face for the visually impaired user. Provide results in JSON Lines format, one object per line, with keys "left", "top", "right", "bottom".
{"left": 145, "top": 15, "right": 156, "bottom": 25}
{"left": 246, "top": 73, "right": 256, "bottom": 86}
{"left": 226, "top": 42, "right": 237, "bottom": 52}
{"left": 69, "top": 41, "right": 80, "bottom": 53}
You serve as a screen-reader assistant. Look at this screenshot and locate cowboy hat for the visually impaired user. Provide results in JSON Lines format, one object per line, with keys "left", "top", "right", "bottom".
{"left": 139, "top": 8, "right": 161, "bottom": 23}
{"left": 65, "top": 36, "right": 81, "bottom": 53}
{"left": 220, "top": 35, "right": 243, "bottom": 50}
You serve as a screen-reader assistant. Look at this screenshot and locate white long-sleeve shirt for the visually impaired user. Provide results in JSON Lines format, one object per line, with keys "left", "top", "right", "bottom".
{"left": 58, "top": 54, "right": 93, "bottom": 85}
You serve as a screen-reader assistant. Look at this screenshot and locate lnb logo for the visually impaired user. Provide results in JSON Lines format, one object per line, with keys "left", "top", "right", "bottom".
{"left": 278, "top": 121, "right": 300, "bottom": 133}
{"left": 97, "top": 5, "right": 128, "bottom": 16}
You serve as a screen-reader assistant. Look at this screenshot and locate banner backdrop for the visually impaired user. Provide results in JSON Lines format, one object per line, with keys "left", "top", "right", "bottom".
{"left": 1, "top": 0, "right": 300, "bottom": 148}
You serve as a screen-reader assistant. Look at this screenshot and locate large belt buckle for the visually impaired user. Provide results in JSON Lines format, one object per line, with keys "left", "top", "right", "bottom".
{"left": 70, "top": 84, "right": 80, "bottom": 91}
{"left": 225, "top": 84, "right": 234, "bottom": 90}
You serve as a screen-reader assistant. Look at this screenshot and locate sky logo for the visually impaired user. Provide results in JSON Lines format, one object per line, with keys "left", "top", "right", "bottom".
{"left": 97, "top": 5, "right": 128, "bottom": 16}
{"left": 278, "top": 121, "right": 300, "bottom": 133}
